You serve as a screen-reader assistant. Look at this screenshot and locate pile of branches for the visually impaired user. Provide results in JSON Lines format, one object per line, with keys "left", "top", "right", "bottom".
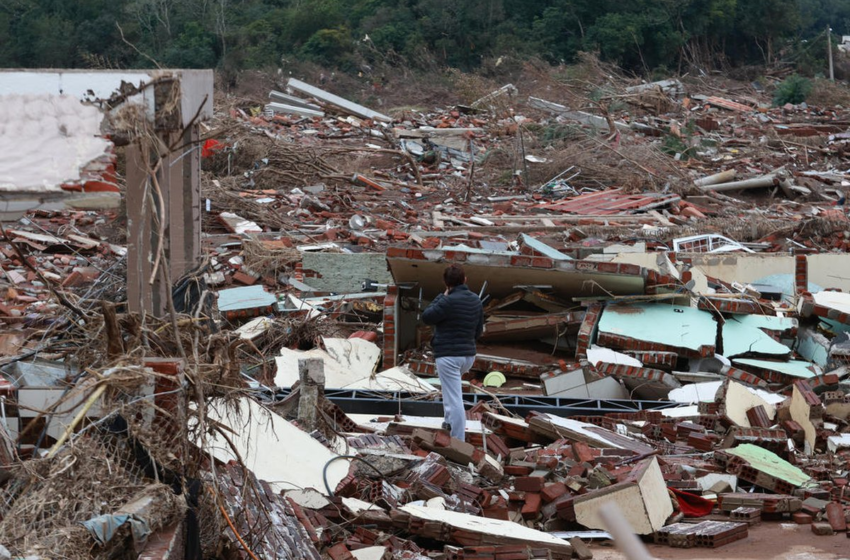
{"left": 0, "top": 430, "right": 184, "bottom": 559}
{"left": 205, "top": 131, "right": 340, "bottom": 189}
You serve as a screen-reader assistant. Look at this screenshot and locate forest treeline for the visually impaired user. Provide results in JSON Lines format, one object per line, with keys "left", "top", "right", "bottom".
{"left": 1, "top": 0, "right": 849, "bottom": 76}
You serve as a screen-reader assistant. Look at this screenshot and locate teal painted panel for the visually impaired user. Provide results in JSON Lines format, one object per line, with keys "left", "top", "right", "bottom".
{"left": 722, "top": 318, "right": 792, "bottom": 358}
{"left": 217, "top": 285, "right": 277, "bottom": 312}
{"left": 726, "top": 444, "right": 811, "bottom": 487}
{"left": 796, "top": 332, "right": 829, "bottom": 368}
{"left": 598, "top": 303, "right": 716, "bottom": 352}
{"left": 733, "top": 358, "right": 821, "bottom": 379}
{"left": 732, "top": 314, "right": 796, "bottom": 332}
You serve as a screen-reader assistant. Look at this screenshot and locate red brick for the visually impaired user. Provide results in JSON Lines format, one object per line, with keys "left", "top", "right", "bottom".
{"left": 61, "top": 270, "right": 85, "bottom": 287}
{"left": 328, "top": 544, "right": 355, "bottom": 560}
{"left": 812, "top": 522, "right": 834, "bottom": 536}
{"left": 572, "top": 441, "right": 595, "bottom": 463}
{"left": 541, "top": 482, "right": 567, "bottom": 503}
{"left": 792, "top": 512, "right": 813, "bottom": 524}
{"left": 232, "top": 270, "right": 258, "bottom": 285}
{"left": 826, "top": 502, "right": 847, "bottom": 532}
{"left": 138, "top": 521, "right": 184, "bottom": 560}
{"left": 521, "top": 493, "right": 542, "bottom": 519}
{"left": 514, "top": 476, "right": 545, "bottom": 493}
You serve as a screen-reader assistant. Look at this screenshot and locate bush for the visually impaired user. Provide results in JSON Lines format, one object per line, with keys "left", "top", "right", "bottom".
{"left": 773, "top": 74, "right": 813, "bottom": 105}
{"left": 300, "top": 27, "right": 353, "bottom": 68}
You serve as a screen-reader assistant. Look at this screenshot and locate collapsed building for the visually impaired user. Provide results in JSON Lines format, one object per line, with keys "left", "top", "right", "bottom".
{"left": 0, "top": 67, "right": 850, "bottom": 559}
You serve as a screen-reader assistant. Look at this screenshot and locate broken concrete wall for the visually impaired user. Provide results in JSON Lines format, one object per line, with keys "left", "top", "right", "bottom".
{"left": 685, "top": 254, "right": 850, "bottom": 294}
{"left": 574, "top": 457, "right": 673, "bottom": 535}
{"left": 201, "top": 397, "right": 349, "bottom": 494}
{"left": 796, "top": 327, "right": 830, "bottom": 368}
{"left": 301, "top": 252, "right": 392, "bottom": 293}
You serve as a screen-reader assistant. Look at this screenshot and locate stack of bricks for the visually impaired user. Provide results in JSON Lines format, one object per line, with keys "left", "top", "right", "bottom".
{"left": 719, "top": 427, "right": 788, "bottom": 454}
{"left": 382, "top": 285, "right": 399, "bottom": 368}
{"left": 717, "top": 493, "right": 803, "bottom": 514}
{"left": 795, "top": 254, "right": 808, "bottom": 296}
{"left": 595, "top": 330, "right": 714, "bottom": 359}
{"left": 624, "top": 350, "right": 679, "bottom": 369}
{"left": 654, "top": 521, "right": 748, "bottom": 548}
{"left": 444, "top": 544, "right": 567, "bottom": 560}
{"left": 574, "top": 303, "right": 603, "bottom": 359}
{"left": 697, "top": 295, "right": 764, "bottom": 315}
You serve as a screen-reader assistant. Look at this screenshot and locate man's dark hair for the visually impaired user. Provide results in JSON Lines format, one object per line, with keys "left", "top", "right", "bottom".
{"left": 443, "top": 264, "right": 466, "bottom": 288}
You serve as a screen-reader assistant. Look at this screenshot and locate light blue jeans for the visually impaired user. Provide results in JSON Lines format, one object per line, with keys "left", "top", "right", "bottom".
{"left": 436, "top": 355, "right": 475, "bottom": 441}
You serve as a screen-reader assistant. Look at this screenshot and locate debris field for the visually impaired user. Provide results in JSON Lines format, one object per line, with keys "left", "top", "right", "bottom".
{"left": 1, "top": 64, "right": 850, "bottom": 560}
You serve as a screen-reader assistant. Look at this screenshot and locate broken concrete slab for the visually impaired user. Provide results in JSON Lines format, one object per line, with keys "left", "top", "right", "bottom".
{"left": 794, "top": 327, "right": 831, "bottom": 367}
{"left": 218, "top": 212, "right": 262, "bottom": 234}
{"left": 301, "top": 252, "right": 393, "bottom": 293}
{"left": 201, "top": 397, "right": 349, "bottom": 494}
{"left": 350, "top": 546, "right": 391, "bottom": 560}
{"left": 287, "top": 78, "right": 391, "bottom": 123}
{"left": 724, "top": 444, "right": 813, "bottom": 491}
{"left": 574, "top": 457, "right": 672, "bottom": 535}
{"left": 527, "top": 96, "right": 568, "bottom": 114}
{"left": 398, "top": 504, "right": 573, "bottom": 555}
{"left": 528, "top": 413, "right": 654, "bottom": 455}
{"left": 586, "top": 345, "right": 642, "bottom": 368}
{"left": 717, "top": 380, "right": 777, "bottom": 428}
{"left": 266, "top": 101, "right": 325, "bottom": 118}
{"left": 217, "top": 285, "right": 277, "bottom": 319}
{"left": 386, "top": 245, "right": 645, "bottom": 300}
{"left": 276, "top": 338, "right": 434, "bottom": 393}
{"left": 790, "top": 380, "right": 822, "bottom": 454}
{"left": 668, "top": 380, "right": 731, "bottom": 404}
{"left": 269, "top": 90, "right": 323, "bottom": 110}
{"left": 594, "top": 361, "right": 682, "bottom": 400}
{"left": 540, "top": 368, "right": 628, "bottom": 399}
{"left": 518, "top": 234, "right": 572, "bottom": 261}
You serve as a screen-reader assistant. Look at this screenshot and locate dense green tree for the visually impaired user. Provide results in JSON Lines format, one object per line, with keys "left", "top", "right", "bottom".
{"left": 0, "top": 0, "right": 846, "bottom": 76}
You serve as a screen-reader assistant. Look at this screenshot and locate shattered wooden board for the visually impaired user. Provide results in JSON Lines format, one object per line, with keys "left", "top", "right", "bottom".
{"left": 538, "top": 189, "right": 680, "bottom": 215}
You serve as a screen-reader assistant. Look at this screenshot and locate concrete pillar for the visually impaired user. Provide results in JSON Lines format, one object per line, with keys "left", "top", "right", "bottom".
{"left": 127, "top": 130, "right": 202, "bottom": 316}
{"left": 297, "top": 358, "right": 325, "bottom": 432}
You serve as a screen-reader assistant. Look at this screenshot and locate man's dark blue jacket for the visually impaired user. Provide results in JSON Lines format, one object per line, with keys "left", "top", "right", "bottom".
{"left": 421, "top": 284, "right": 484, "bottom": 358}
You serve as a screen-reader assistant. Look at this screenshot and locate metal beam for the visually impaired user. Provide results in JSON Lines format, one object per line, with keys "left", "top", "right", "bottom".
{"left": 273, "top": 388, "right": 677, "bottom": 418}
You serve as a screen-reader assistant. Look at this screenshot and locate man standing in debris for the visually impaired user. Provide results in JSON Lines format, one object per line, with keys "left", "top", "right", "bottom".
{"left": 422, "top": 264, "right": 484, "bottom": 441}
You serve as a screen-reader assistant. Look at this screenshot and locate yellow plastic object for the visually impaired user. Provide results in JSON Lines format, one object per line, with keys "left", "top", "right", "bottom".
{"left": 482, "top": 371, "right": 506, "bottom": 388}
